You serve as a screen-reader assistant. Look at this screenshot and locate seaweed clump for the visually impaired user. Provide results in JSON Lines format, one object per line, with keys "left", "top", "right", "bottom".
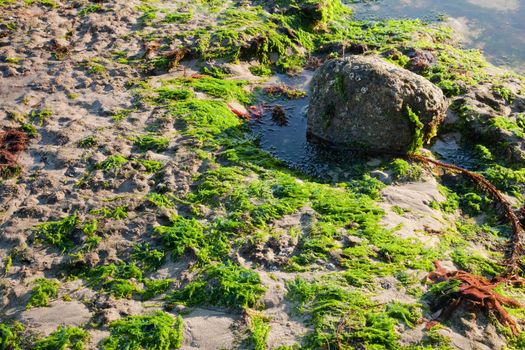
{"left": 0, "top": 129, "right": 28, "bottom": 178}
{"left": 167, "top": 262, "right": 266, "bottom": 309}
{"left": 26, "top": 278, "right": 60, "bottom": 309}
{"left": 427, "top": 261, "right": 524, "bottom": 336}
{"left": 286, "top": 277, "right": 418, "bottom": 349}
{"left": 100, "top": 311, "right": 183, "bottom": 350}
{"left": 33, "top": 326, "right": 88, "bottom": 350}
{"left": 0, "top": 322, "right": 25, "bottom": 349}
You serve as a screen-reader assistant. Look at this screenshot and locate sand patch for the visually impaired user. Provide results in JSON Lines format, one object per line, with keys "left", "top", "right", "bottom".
{"left": 18, "top": 300, "right": 92, "bottom": 336}
{"left": 380, "top": 177, "right": 449, "bottom": 248}
{"left": 181, "top": 309, "right": 238, "bottom": 350}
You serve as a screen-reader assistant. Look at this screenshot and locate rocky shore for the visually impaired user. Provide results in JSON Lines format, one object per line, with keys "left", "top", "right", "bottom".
{"left": 0, "top": 0, "right": 524, "bottom": 349}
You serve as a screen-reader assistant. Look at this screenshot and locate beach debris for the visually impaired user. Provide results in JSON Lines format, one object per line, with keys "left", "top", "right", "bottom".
{"left": 228, "top": 101, "right": 251, "bottom": 119}
{"left": 427, "top": 260, "right": 524, "bottom": 336}
{"left": 0, "top": 129, "right": 28, "bottom": 178}
{"left": 263, "top": 84, "right": 307, "bottom": 99}
{"left": 271, "top": 105, "right": 288, "bottom": 126}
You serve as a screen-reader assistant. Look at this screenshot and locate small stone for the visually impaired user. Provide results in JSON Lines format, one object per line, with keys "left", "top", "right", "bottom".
{"left": 408, "top": 48, "right": 436, "bottom": 71}
{"left": 342, "top": 234, "right": 363, "bottom": 246}
{"left": 84, "top": 252, "right": 100, "bottom": 267}
{"left": 271, "top": 105, "right": 288, "bottom": 126}
{"left": 173, "top": 304, "right": 186, "bottom": 313}
{"left": 370, "top": 170, "right": 392, "bottom": 185}
{"left": 100, "top": 308, "right": 120, "bottom": 324}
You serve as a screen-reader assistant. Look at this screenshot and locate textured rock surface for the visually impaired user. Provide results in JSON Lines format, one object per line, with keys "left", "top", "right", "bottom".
{"left": 307, "top": 55, "right": 448, "bottom": 153}
{"left": 454, "top": 81, "right": 525, "bottom": 163}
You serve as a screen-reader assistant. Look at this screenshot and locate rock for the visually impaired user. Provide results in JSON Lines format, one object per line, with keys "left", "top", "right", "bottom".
{"left": 99, "top": 308, "right": 121, "bottom": 324}
{"left": 454, "top": 82, "right": 525, "bottom": 163}
{"left": 370, "top": 170, "right": 392, "bottom": 185}
{"left": 307, "top": 56, "right": 448, "bottom": 153}
{"left": 407, "top": 48, "right": 436, "bottom": 71}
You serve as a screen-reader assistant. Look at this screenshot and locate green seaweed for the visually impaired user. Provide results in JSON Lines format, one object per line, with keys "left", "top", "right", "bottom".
{"left": 167, "top": 99, "right": 242, "bottom": 143}
{"left": 142, "top": 279, "right": 174, "bottom": 300}
{"left": 21, "top": 123, "right": 38, "bottom": 137}
{"left": 489, "top": 116, "right": 524, "bottom": 138}
{"left": 155, "top": 88, "right": 194, "bottom": 104}
{"left": 146, "top": 192, "right": 176, "bottom": 208}
{"left": 164, "top": 11, "right": 193, "bottom": 23}
{"left": 484, "top": 164, "right": 525, "bottom": 200}
{"left": 492, "top": 85, "right": 514, "bottom": 103}
{"left": 406, "top": 106, "right": 424, "bottom": 153}
{"left": 0, "top": 322, "right": 24, "bottom": 350}
{"left": 91, "top": 205, "right": 128, "bottom": 220}
{"left": 95, "top": 155, "right": 129, "bottom": 173}
{"left": 3, "top": 255, "right": 12, "bottom": 275}
{"left": 167, "top": 262, "right": 265, "bottom": 309}
{"left": 84, "top": 263, "right": 143, "bottom": 299}
{"left": 136, "top": 4, "right": 157, "bottom": 27}
{"left": 424, "top": 324, "right": 454, "bottom": 350}
{"left": 78, "top": 4, "right": 102, "bottom": 16}
{"left": 131, "top": 243, "right": 165, "bottom": 272}
{"left": 34, "top": 214, "right": 79, "bottom": 251}
{"left": 248, "top": 311, "right": 271, "bottom": 350}
{"left": 188, "top": 167, "right": 310, "bottom": 228}
{"left": 155, "top": 216, "right": 206, "bottom": 260}
{"left": 286, "top": 277, "right": 400, "bottom": 349}
{"left": 389, "top": 159, "right": 423, "bottom": 182}
{"left": 111, "top": 109, "right": 132, "bottom": 123}
{"left": 27, "top": 278, "right": 59, "bottom": 309}
{"left": 451, "top": 249, "right": 504, "bottom": 277}
{"left": 29, "top": 109, "right": 52, "bottom": 126}
{"left": 34, "top": 326, "right": 88, "bottom": 350}
{"left": 101, "top": 311, "right": 183, "bottom": 350}
{"left": 134, "top": 134, "right": 170, "bottom": 152}
{"left": 78, "top": 136, "right": 97, "bottom": 148}
{"left": 162, "top": 76, "right": 251, "bottom": 104}
{"left": 385, "top": 302, "right": 421, "bottom": 328}
{"left": 24, "top": 0, "right": 56, "bottom": 8}
{"left": 249, "top": 65, "right": 272, "bottom": 77}
{"left": 431, "top": 185, "right": 460, "bottom": 214}
{"left": 135, "top": 159, "right": 164, "bottom": 173}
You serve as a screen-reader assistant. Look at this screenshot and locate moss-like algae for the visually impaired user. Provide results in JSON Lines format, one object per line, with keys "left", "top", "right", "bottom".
{"left": 167, "top": 262, "right": 266, "bottom": 309}
{"left": 34, "top": 326, "right": 88, "bottom": 350}
{"left": 0, "top": 322, "right": 24, "bottom": 350}
{"left": 101, "top": 311, "right": 183, "bottom": 350}
{"left": 286, "top": 277, "right": 401, "bottom": 349}
{"left": 26, "top": 278, "right": 59, "bottom": 309}
{"left": 406, "top": 106, "right": 424, "bottom": 153}
{"left": 34, "top": 214, "right": 79, "bottom": 252}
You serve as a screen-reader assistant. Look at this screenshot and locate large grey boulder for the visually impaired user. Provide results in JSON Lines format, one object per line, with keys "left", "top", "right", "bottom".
{"left": 307, "top": 56, "right": 448, "bottom": 153}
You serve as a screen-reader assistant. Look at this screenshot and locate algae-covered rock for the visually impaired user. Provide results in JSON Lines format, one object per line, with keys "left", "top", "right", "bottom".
{"left": 307, "top": 55, "right": 448, "bottom": 153}
{"left": 454, "top": 81, "right": 525, "bottom": 163}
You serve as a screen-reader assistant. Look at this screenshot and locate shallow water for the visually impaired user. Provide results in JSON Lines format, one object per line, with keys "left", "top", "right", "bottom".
{"left": 251, "top": 77, "right": 478, "bottom": 177}
{"left": 250, "top": 72, "right": 370, "bottom": 180}
{"left": 348, "top": 0, "right": 525, "bottom": 73}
